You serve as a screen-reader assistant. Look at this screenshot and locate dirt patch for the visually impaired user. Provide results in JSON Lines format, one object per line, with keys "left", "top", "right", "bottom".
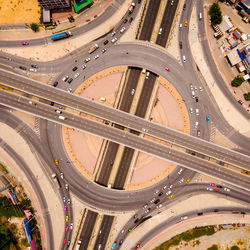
{"left": 0, "top": 0, "right": 40, "bottom": 25}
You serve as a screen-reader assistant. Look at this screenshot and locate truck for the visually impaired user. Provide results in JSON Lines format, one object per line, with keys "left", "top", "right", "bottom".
{"left": 129, "top": 2, "right": 135, "bottom": 14}
{"left": 51, "top": 173, "right": 61, "bottom": 188}
{"left": 50, "top": 31, "right": 72, "bottom": 41}
{"left": 88, "top": 44, "right": 99, "bottom": 54}
{"left": 75, "top": 240, "right": 82, "bottom": 250}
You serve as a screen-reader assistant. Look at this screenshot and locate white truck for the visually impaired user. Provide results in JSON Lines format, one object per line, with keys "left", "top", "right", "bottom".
{"left": 75, "top": 240, "right": 82, "bottom": 250}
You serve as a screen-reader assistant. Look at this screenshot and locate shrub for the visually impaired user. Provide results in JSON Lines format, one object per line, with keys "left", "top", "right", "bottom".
{"left": 231, "top": 246, "right": 239, "bottom": 250}
{"left": 243, "top": 92, "right": 250, "bottom": 101}
{"left": 30, "top": 23, "right": 39, "bottom": 32}
{"left": 68, "top": 16, "right": 75, "bottom": 23}
{"left": 207, "top": 245, "right": 218, "bottom": 250}
{"left": 231, "top": 75, "right": 244, "bottom": 87}
{"left": 209, "top": 3, "right": 222, "bottom": 25}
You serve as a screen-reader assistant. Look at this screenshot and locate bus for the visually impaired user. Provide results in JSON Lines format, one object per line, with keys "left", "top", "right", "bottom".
{"left": 50, "top": 31, "right": 72, "bottom": 41}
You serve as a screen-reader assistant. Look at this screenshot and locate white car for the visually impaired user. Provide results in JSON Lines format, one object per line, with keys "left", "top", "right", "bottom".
{"left": 190, "top": 107, "right": 193, "bottom": 113}
{"left": 67, "top": 198, "right": 71, "bottom": 205}
{"left": 190, "top": 84, "right": 193, "bottom": 90}
{"left": 70, "top": 223, "right": 73, "bottom": 230}
{"left": 120, "top": 27, "right": 126, "bottom": 33}
{"left": 156, "top": 204, "right": 162, "bottom": 209}
{"left": 111, "top": 37, "right": 117, "bottom": 43}
{"left": 163, "top": 185, "right": 167, "bottom": 190}
{"left": 131, "top": 89, "right": 135, "bottom": 95}
{"left": 111, "top": 31, "right": 116, "bottom": 36}
{"left": 63, "top": 197, "right": 66, "bottom": 203}
{"left": 142, "top": 128, "right": 148, "bottom": 132}
{"left": 179, "top": 178, "right": 184, "bottom": 183}
{"left": 181, "top": 216, "right": 188, "bottom": 220}
{"left": 146, "top": 72, "right": 150, "bottom": 79}
{"left": 65, "top": 184, "right": 69, "bottom": 190}
{"left": 85, "top": 58, "right": 90, "bottom": 63}
{"left": 207, "top": 187, "right": 213, "bottom": 191}
{"left": 82, "top": 65, "right": 86, "bottom": 70}
{"left": 74, "top": 73, "right": 80, "bottom": 79}
{"left": 121, "top": 229, "right": 125, "bottom": 234}
{"left": 199, "top": 86, "right": 203, "bottom": 91}
{"left": 178, "top": 168, "right": 183, "bottom": 174}
{"left": 195, "top": 121, "right": 199, "bottom": 129}
{"left": 150, "top": 198, "right": 156, "bottom": 203}
{"left": 195, "top": 108, "right": 199, "bottom": 116}
{"left": 102, "top": 48, "right": 106, "bottom": 54}
{"left": 62, "top": 76, "right": 69, "bottom": 82}
{"left": 67, "top": 88, "right": 72, "bottom": 93}
{"left": 224, "top": 187, "right": 230, "bottom": 192}
{"left": 158, "top": 28, "right": 162, "bottom": 35}
{"left": 179, "top": 23, "right": 182, "bottom": 28}
{"left": 29, "top": 68, "right": 37, "bottom": 72}
{"left": 94, "top": 55, "right": 99, "bottom": 60}
{"left": 60, "top": 173, "right": 64, "bottom": 179}
{"left": 143, "top": 203, "right": 148, "bottom": 209}
{"left": 169, "top": 185, "right": 173, "bottom": 189}
{"left": 166, "top": 190, "right": 171, "bottom": 196}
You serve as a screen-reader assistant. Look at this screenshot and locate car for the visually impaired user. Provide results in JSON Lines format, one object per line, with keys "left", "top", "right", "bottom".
{"left": 110, "top": 161, "right": 114, "bottom": 166}
{"left": 159, "top": 28, "right": 162, "bottom": 35}
{"left": 186, "top": 178, "right": 190, "bottom": 183}
{"left": 238, "top": 100, "right": 243, "bottom": 105}
{"left": 133, "top": 214, "right": 138, "bottom": 219}
{"left": 146, "top": 71, "right": 150, "bottom": 79}
{"left": 53, "top": 81, "right": 58, "bottom": 87}
{"left": 62, "top": 75, "right": 69, "bottom": 82}
{"left": 142, "top": 128, "right": 148, "bottom": 132}
{"left": 72, "top": 66, "right": 78, "bottom": 71}
{"left": 63, "top": 197, "right": 66, "bottom": 203}
{"left": 154, "top": 190, "right": 159, "bottom": 195}
{"left": 135, "top": 244, "right": 140, "bottom": 250}
{"left": 216, "top": 185, "right": 223, "bottom": 188}
{"left": 74, "top": 73, "right": 80, "bottom": 79}
{"left": 129, "top": 17, "right": 133, "bottom": 23}
{"left": 206, "top": 115, "right": 210, "bottom": 122}
{"left": 111, "top": 37, "right": 118, "bottom": 43}
{"left": 209, "top": 183, "right": 216, "bottom": 186}
{"left": 195, "top": 97, "right": 199, "bottom": 102}
{"left": 183, "top": 4, "right": 186, "bottom": 10}
{"left": 156, "top": 204, "right": 162, "bottom": 208}
{"left": 145, "top": 208, "right": 151, "bottom": 213}
{"left": 181, "top": 216, "right": 188, "bottom": 220}
{"left": 190, "top": 107, "right": 193, "bottom": 113}
{"left": 119, "top": 239, "right": 123, "bottom": 245}
{"left": 138, "top": 0, "right": 141, "bottom": 3}
{"left": 60, "top": 173, "right": 64, "bottom": 179}
{"left": 65, "top": 226, "right": 69, "bottom": 232}
{"left": 169, "top": 184, "right": 173, "bottom": 189}
{"left": 19, "top": 66, "right": 27, "bottom": 70}
{"left": 104, "top": 40, "right": 109, "bottom": 45}
{"left": 111, "top": 31, "right": 116, "bottom": 36}
{"left": 65, "top": 184, "right": 69, "bottom": 191}
{"left": 154, "top": 199, "right": 160, "bottom": 204}
{"left": 67, "top": 88, "right": 73, "bottom": 93}
{"left": 29, "top": 68, "right": 37, "bottom": 72}
{"left": 31, "top": 64, "right": 38, "bottom": 68}
{"left": 50, "top": 102, "right": 54, "bottom": 106}
{"left": 197, "top": 130, "right": 201, "bottom": 137}
{"left": 197, "top": 212, "right": 203, "bottom": 216}
{"left": 166, "top": 190, "right": 171, "bottom": 196}
{"left": 214, "top": 209, "right": 219, "bottom": 212}
{"left": 64, "top": 205, "right": 68, "bottom": 212}
{"left": 195, "top": 109, "right": 199, "bottom": 116}
{"left": 224, "top": 187, "right": 230, "bottom": 192}
{"left": 21, "top": 41, "right": 29, "bottom": 45}
{"left": 207, "top": 187, "right": 213, "bottom": 191}
{"left": 158, "top": 192, "right": 163, "bottom": 197}
{"left": 185, "top": 20, "right": 188, "bottom": 26}
{"left": 68, "top": 198, "right": 71, "bottom": 204}
{"left": 143, "top": 203, "right": 148, "bottom": 209}
{"left": 183, "top": 55, "right": 186, "bottom": 62}
{"left": 214, "top": 189, "right": 220, "bottom": 192}
{"left": 55, "top": 109, "right": 62, "bottom": 114}
{"left": 134, "top": 218, "right": 139, "bottom": 224}
{"left": 82, "top": 65, "right": 86, "bottom": 70}
{"left": 94, "top": 55, "right": 99, "bottom": 60}
{"left": 63, "top": 238, "right": 67, "bottom": 245}
{"left": 171, "top": 0, "right": 174, "bottom": 5}
{"left": 163, "top": 185, "right": 167, "bottom": 190}
{"left": 67, "top": 241, "right": 71, "bottom": 246}
{"left": 165, "top": 67, "right": 170, "bottom": 72}
{"left": 70, "top": 223, "right": 73, "bottom": 230}
{"left": 102, "top": 48, "right": 106, "bottom": 54}
{"left": 65, "top": 216, "right": 69, "bottom": 222}
{"left": 190, "top": 83, "right": 193, "bottom": 90}
{"left": 68, "top": 78, "right": 73, "bottom": 84}
{"left": 179, "top": 41, "right": 182, "bottom": 49}
{"left": 121, "top": 229, "right": 125, "bottom": 234}
{"left": 55, "top": 159, "right": 59, "bottom": 165}
{"left": 150, "top": 198, "right": 156, "bottom": 203}
{"left": 168, "top": 194, "right": 174, "bottom": 199}
{"left": 179, "top": 178, "right": 184, "bottom": 183}
{"left": 178, "top": 168, "right": 183, "bottom": 174}
{"left": 85, "top": 58, "right": 91, "bottom": 63}
{"left": 199, "top": 86, "right": 203, "bottom": 91}
{"left": 179, "top": 23, "right": 182, "bottom": 28}
{"left": 112, "top": 241, "right": 117, "bottom": 249}
{"left": 131, "top": 88, "right": 135, "bottom": 95}
{"left": 123, "top": 18, "right": 128, "bottom": 23}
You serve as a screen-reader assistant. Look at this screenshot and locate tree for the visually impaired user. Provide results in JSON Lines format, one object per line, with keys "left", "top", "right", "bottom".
{"left": 30, "top": 23, "right": 39, "bottom": 32}
{"left": 243, "top": 92, "right": 250, "bottom": 101}
{"left": 68, "top": 16, "right": 75, "bottom": 23}
{"left": 231, "top": 75, "right": 244, "bottom": 87}
{"left": 209, "top": 3, "right": 222, "bottom": 25}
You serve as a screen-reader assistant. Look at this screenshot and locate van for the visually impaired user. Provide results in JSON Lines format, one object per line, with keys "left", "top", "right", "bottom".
{"left": 199, "top": 13, "right": 202, "bottom": 20}
{"left": 195, "top": 108, "right": 199, "bottom": 115}
{"left": 100, "top": 97, "right": 106, "bottom": 101}
{"left": 183, "top": 55, "right": 186, "bottom": 62}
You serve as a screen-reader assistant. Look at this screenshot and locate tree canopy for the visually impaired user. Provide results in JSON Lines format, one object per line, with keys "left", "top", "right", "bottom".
{"left": 209, "top": 3, "right": 223, "bottom": 25}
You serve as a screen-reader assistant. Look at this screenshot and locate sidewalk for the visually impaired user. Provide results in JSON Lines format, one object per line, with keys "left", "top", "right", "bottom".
{"left": 189, "top": 4, "right": 250, "bottom": 137}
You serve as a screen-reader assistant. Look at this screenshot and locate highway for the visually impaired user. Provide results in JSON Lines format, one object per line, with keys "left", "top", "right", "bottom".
{"left": 1, "top": 90, "right": 249, "bottom": 192}
{"left": 0, "top": 67, "right": 249, "bottom": 171}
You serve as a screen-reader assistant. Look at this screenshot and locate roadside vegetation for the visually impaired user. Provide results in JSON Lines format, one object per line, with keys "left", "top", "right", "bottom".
{"left": 243, "top": 92, "right": 250, "bottom": 101}
{"left": 209, "top": 3, "right": 222, "bottom": 26}
{"left": 231, "top": 75, "right": 244, "bottom": 87}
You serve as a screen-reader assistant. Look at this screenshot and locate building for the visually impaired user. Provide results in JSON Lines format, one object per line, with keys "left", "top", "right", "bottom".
{"left": 37, "top": 0, "right": 70, "bottom": 10}
{"left": 73, "top": 0, "right": 93, "bottom": 13}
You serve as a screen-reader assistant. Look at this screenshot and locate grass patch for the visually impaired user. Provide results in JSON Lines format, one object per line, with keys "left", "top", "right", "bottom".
{"left": 207, "top": 245, "right": 218, "bottom": 250}
{"left": 0, "top": 162, "right": 8, "bottom": 174}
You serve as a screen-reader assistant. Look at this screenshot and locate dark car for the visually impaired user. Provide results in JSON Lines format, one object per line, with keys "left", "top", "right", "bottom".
{"left": 134, "top": 218, "right": 139, "bottom": 224}
{"left": 179, "top": 41, "right": 182, "bottom": 49}
{"left": 197, "top": 212, "right": 203, "bottom": 216}
{"left": 129, "top": 17, "right": 133, "bottom": 23}
{"left": 216, "top": 185, "right": 223, "bottom": 188}
{"left": 50, "top": 102, "right": 54, "bottom": 106}
{"left": 31, "top": 64, "right": 38, "bottom": 68}
{"left": 72, "top": 66, "right": 78, "bottom": 71}
{"left": 19, "top": 66, "right": 27, "bottom": 70}
{"left": 154, "top": 199, "right": 160, "bottom": 204}
{"left": 123, "top": 19, "right": 127, "bottom": 23}
{"left": 195, "top": 97, "right": 199, "bottom": 102}
{"left": 183, "top": 3, "right": 186, "bottom": 10}
{"left": 138, "top": 0, "right": 141, "bottom": 3}
{"left": 119, "top": 239, "right": 123, "bottom": 245}
{"left": 68, "top": 78, "right": 73, "bottom": 84}
{"left": 238, "top": 100, "right": 243, "bottom": 105}
{"left": 214, "top": 209, "right": 219, "bottom": 212}
{"left": 158, "top": 192, "right": 163, "bottom": 197}
{"left": 110, "top": 161, "right": 114, "bottom": 166}
{"left": 104, "top": 40, "right": 109, "bottom": 45}
{"left": 53, "top": 81, "right": 58, "bottom": 87}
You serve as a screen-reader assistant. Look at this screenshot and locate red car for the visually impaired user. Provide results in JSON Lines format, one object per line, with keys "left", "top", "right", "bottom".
{"left": 165, "top": 67, "right": 170, "bottom": 72}
{"left": 209, "top": 183, "right": 215, "bottom": 186}
{"left": 63, "top": 238, "right": 67, "bottom": 245}
{"left": 65, "top": 226, "right": 69, "bottom": 232}
{"left": 64, "top": 205, "right": 68, "bottom": 212}
{"left": 21, "top": 41, "right": 29, "bottom": 45}
{"left": 214, "top": 189, "right": 220, "bottom": 192}
{"left": 135, "top": 244, "right": 140, "bottom": 249}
